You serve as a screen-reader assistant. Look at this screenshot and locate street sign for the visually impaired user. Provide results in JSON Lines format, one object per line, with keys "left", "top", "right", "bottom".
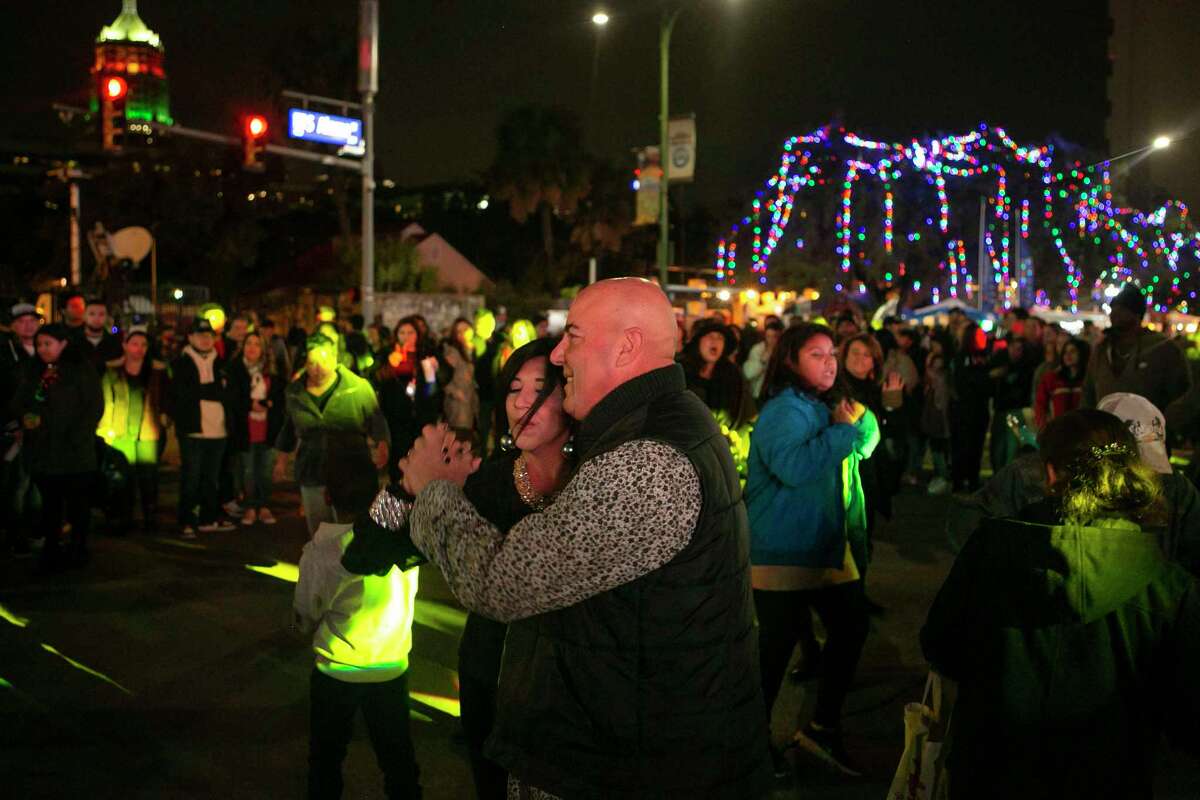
{"left": 287, "top": 108, "right": 363, "bottom": 148}
{"left": 668, "top": 115, "right": 696, "bottom": 183}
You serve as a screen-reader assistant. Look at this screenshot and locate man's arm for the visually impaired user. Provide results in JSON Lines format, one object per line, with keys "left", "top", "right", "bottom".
{"left": 409, "top": 440, "right": 702, "bottom": 623}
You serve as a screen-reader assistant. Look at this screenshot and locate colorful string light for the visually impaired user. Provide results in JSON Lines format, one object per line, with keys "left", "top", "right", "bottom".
{"left": 715, "top": 122, "right": 1200, "bottom": 311}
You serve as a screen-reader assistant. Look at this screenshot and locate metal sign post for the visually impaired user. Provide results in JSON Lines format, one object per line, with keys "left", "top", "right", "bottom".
{"left": 359, "top": 0, "right": 379, "bottom": 324}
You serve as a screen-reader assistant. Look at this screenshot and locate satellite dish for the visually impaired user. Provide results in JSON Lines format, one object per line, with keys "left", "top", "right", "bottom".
{"left": 110, "top": 226, "right": 154, "bottom": 264}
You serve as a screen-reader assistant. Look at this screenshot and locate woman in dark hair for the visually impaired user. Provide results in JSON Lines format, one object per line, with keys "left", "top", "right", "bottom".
{"left": 13, "top": 324, "right": 103, "bottom": 570}
{"left": 921, "top": 408, "right": 1200, "bottom": 798}
{"left": 1034, "top": 337, "right": 1090, "bottom": 431}
{"left": 372, "top": 315, "right": 441, "bottom": 479}
{"left": 343, "top": 337, "right": 574, "bottom": 800}
{"left": 746, "top": 322, "right": 873, "bottom": 776}
{"left": 949, "top": 321, "right": 992, "bottom": 492}
{"left": 678, "top": 319, "right": 756, "bottom": 430}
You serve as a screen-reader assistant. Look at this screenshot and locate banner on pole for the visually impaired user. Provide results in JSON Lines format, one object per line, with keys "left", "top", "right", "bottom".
{"left": 634, "top": 146, "right": 662, "bottom": 227}
{"left": 668, "top": 115, "right": 696, "bottom": 183}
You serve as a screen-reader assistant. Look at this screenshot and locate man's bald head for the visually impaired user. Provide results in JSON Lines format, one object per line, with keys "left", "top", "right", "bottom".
{"left": 574, "top": 278, "right": 678, "bottom": 361}
{"left": 550, "top": 278, "right": 679, "bottom": 420}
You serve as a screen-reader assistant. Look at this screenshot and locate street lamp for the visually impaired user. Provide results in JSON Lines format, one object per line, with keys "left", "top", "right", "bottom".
{"left": 591, "top": 11, "right": 609, "bottom": 26}
{"left": 1091, "top": 133, "right": 1174, "bottom": 168}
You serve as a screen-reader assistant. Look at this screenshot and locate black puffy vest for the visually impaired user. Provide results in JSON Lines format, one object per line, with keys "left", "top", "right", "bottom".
{"left": 486, "top": 365, "right": 771, "bottom": 799}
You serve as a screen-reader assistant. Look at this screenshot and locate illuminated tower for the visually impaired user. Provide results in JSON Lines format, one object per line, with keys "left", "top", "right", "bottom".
{"left": 91, "top": 0, "right": 173, "bottom": 140}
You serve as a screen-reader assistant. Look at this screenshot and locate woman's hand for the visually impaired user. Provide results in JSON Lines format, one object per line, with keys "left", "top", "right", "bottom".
{"left": 397, "top": 423, "right": 480, "bottom": 496}
{"left": 831, "top": 398, "right": 857, "bottom": 426}
{"left": 883, "top": 372, "right": 904, "bottom": 392}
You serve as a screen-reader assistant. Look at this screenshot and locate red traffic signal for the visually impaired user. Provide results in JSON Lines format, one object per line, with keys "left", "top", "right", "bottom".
{"left": 245, "top": 115, "right": 269, "bottom": 139}
{"left": 104, "top": 76, "right": 128, "bottom": 101}
{"left": 243, "top": 114, "right": 269, "bottom": 171}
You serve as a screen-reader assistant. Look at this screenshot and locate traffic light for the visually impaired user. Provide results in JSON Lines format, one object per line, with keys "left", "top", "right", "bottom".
{"left": 101, "top": 75, "right": 128, "bottom": 152}
{"left": 243, "top": 114, "right": 269, "bottom": 172}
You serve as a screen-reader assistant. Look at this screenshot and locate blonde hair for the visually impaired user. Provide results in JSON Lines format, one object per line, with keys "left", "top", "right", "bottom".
{"left": 1039, "top": 409, "right": 1163, "bottom": 526}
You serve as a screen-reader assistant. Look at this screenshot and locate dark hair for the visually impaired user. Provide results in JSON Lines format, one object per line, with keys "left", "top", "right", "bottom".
{"left": 1038, "top": 409, "right": 1163, "bottom": 526}
{"left": 680, "top": 320, "right": 735, "bottom": 368}
{"left": 441, "top": 335, "right": 468, "bottom": 361}
{"left": 237, "top": 331, "right": 277, "bottom": 376}
{"left": 286, "top": 326, "right": 308, "bottom": 348}
{"left": 838, "top": 332, "right": 884, "bottom": 382}
{"left": 322, "top": 434, "right": 379, "bottom": 519}
{"left": 1010, "top": 307, "right": 1030, "bottom": 321}
{"left": 493, "top": 338, "right": 568, "bottom": 451}
{"left": 763, "top": 322, "right": 836, "bottom": 399}
{"left": 349, "top": 314, "right": 365, "bottom": 331}
{"left": 36, "top": 322, "right": 73, "bottom": 343}
{"left": 394, "top": 315, "right": 429, "bottom": 355}
{"left": 305, "top": 332, "right": 335, "bottom": 351}
{"left": 1058, "top": 337, "right": 1090, "bottom": 381}
{"left": 34, "top": 323, "right": 83, "bottom": 366}
{"left": 764, "top": 319, "right": 785, "bottom": 334}
{"left": 85, "top": 297, "right": 107, "bottom": 309}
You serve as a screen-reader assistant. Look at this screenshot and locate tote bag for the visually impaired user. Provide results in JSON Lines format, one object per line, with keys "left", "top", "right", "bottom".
{"left": 887, "top": 671, "right": 951, "bottom": 800}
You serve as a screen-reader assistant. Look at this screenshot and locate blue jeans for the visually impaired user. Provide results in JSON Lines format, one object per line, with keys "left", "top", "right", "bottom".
{"left": 242, "top": 443, "right": 274, "bottom": 509}
{"left": 179, "top": 436, "right": 225, "bottom": 527}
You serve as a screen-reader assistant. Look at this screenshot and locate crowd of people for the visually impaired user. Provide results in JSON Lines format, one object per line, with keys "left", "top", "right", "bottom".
{"left": 6, "top": 277, "right": 1200, "bottom": 797}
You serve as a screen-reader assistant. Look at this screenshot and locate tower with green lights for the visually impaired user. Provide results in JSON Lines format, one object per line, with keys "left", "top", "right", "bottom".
{"left": 91, "top": 0, "right": 173, "bottom": 137}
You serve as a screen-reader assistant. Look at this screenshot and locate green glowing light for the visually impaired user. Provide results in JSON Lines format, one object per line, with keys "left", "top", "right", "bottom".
{"left": 0, "top": 676, "right": 13, "bottom": 689}
{"left": 413, "top": 599, "right": 468, "bottom": 636}
{"left": 98, "top": 1, "right": 162, "bottom": 47}
{"left": 41, "top": 643, "right": 133, "bottom": 695}
{"left": 508, "top": 319, "right": 537, "bottom": 352}
{"left": 245, "top": 561, "right": 299, "bottom": 584}
{"left": 410, "top": 691, "right": 461, "bottom": 718}
{"left": 0, "top": 603, "right": 30, "bottom": 628}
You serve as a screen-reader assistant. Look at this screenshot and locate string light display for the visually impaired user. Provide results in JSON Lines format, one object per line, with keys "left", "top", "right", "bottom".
{"left": 715, "top": 123, "right": 1200, "bottom": 312}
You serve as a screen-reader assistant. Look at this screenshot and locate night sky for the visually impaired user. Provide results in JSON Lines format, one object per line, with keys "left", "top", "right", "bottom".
{"left": 3, "top": 0, "right": 1111, "bottom": 214}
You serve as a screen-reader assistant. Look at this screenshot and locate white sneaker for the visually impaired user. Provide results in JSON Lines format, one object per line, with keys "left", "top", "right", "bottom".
{"left": 180, "top": 526, "right": 197, "bottom": 540}
{"left": 223, "top": 500, "right": 244, "bottom": 517}
{"left": 241, "top": 508, "right": 257, "bottom": 526}
{"left": 198, "top": 520, "right": 237, "bottom": 533}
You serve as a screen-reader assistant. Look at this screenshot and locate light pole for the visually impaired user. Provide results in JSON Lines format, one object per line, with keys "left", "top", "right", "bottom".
{"left": 658, "top": 7, "right": 684, "bottom": 288}
{"left": 359, "top": 0, "right": 379, "bottom": 325}
{"left": 589, "top": 12, "right": 608, "bottom": 143}
{"left": 1085, "top": 133, "right": 1173, "bottom": 170}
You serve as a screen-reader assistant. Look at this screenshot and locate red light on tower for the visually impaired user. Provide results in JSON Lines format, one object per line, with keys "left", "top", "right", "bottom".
{"left": 243, "top": 114, "right": 269, "bottom": 172}
{"left": 104, "top": 76, "right": 128, "bottom": 101}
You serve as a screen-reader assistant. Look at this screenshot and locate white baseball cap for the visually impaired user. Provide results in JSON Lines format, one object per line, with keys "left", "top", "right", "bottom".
{"left": 1096, "top": 392, "right": 1171, "bottom": 474}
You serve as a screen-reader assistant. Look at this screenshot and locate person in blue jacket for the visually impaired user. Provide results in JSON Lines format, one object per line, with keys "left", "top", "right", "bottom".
{"left": 746, "top": 321, "right": 872, "bottom": 778}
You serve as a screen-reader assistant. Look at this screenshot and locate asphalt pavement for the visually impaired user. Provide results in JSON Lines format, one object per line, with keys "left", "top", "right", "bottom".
{"left": 3, "top": 464, "right": 1199, "bottom": 799}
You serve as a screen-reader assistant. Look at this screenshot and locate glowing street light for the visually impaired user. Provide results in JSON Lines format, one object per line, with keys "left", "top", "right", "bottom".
{"left": 592, "top": 11, "right": 609, "bottom": 26}
{"left": 1153, "top": 135, "right": 1171, "bottom": 150}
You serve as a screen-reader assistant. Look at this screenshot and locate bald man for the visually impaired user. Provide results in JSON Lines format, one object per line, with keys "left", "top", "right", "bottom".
{"left": 387, "top": 278, "right": 771, "bottom": 798}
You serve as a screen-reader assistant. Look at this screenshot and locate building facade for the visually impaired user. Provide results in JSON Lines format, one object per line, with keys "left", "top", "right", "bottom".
{"left": 91, "top": 0, "right": 173, "bottom": 140}
{"left": 1106, "top": 0, "right": 1200, "bottom": 209}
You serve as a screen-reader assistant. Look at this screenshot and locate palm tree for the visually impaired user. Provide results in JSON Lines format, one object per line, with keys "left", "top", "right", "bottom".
{"left": 487, "top": 106, "right": 592, "bottom": 268}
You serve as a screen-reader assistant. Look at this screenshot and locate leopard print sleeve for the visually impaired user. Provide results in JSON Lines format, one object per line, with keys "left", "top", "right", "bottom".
{"left": 409, "top": 439, "right": 703, "bottom": 623}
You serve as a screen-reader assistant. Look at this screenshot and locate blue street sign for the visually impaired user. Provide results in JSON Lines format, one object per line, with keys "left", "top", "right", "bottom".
{"left": 287, "top": 108, "right": 363, "bottom": 147}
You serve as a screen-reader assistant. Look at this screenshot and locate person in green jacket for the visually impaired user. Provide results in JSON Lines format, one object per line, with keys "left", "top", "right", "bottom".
{"left": 98, "top": 330, "right": 168, "bottom": 533}
{"left": 922, "top": 408, "right": 1200, "bottom": 798}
